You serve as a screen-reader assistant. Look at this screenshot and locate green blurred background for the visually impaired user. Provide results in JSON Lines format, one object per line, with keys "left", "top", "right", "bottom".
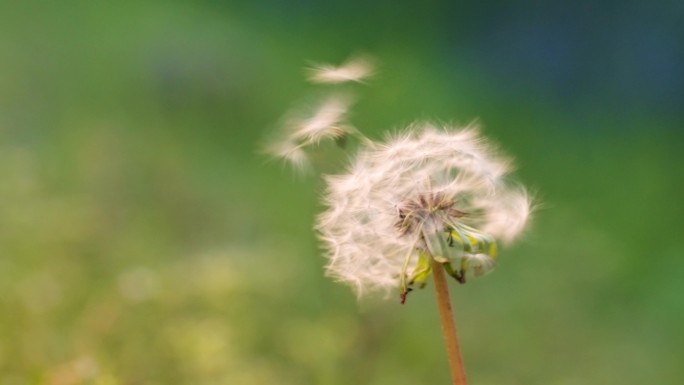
{"left": 1, "top": 1, "right": 682, "bottom": 384}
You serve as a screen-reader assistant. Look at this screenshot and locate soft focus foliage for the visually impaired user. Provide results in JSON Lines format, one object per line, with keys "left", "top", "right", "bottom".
{"left": 0, "top": 1, "right": 683, "bottom": 385}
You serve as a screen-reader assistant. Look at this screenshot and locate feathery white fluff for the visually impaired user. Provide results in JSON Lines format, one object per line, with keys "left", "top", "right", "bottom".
{"left": 316, "top": 124, "right": 530, "bottom": 296}
{"left": 307, "top": 56, "right": 374, "bottom": 84}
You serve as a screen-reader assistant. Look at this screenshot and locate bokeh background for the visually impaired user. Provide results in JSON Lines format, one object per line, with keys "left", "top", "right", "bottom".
{"left": 1, "top": 1, "right": 682, "bottom": 384}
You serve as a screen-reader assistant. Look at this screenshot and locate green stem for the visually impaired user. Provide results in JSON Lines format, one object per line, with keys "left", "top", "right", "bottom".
{"left": 430, "top": 257, "right": 468, "bottom": 385}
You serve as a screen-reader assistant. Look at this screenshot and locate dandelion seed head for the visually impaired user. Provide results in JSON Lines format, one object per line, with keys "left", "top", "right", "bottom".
{"left": 316, "top": 123, "right": 531, "bottom": 296}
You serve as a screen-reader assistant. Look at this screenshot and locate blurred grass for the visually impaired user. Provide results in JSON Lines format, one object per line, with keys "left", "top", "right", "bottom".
{"left": 0, "top": 1, "right": 682, "bottom": 384}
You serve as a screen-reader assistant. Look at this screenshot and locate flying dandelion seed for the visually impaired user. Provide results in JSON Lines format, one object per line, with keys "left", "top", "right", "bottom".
{"left": 307, "top": 56, "right": 375, "bottom": 84}
{"left": 263, "top": 139, "right": 312, "bottom": 173}
{"left": 289, "top": 94, "right": 355, "bottom": 144}
{"left": 265, "top": 93, "right": 364, "bottom": 172}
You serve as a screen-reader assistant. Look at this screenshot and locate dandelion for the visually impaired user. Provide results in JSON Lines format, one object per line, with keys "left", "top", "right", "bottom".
{"left": 266, "top": 57, "right": 533, "bottom": 385}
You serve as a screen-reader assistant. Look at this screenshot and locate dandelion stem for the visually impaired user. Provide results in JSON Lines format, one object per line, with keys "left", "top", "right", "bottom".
{"left": 430, "top": 256, "right": 468, "bottom": 385}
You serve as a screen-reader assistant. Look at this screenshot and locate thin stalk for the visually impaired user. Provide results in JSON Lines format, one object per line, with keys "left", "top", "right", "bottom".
{"left": 430, "top": 257, "right": 468, "bottom": 385}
